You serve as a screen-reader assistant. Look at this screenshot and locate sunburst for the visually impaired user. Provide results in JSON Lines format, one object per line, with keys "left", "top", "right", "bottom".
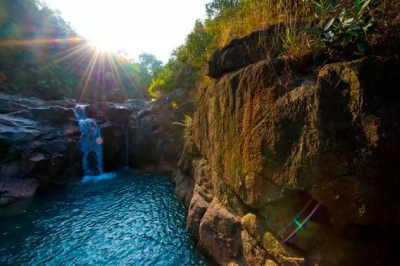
{"left": 0, "top": 35, "right": 136, "bottom": 102}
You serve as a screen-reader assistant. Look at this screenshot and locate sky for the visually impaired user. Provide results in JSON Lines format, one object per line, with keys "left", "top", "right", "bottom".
{"left": 43, "top": 0, "right": 209, "bottom": 63}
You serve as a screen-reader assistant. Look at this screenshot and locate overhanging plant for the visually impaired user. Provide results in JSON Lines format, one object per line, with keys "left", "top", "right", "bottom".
{"left": 306, "top": 0, "right": 376, "bottom": 53}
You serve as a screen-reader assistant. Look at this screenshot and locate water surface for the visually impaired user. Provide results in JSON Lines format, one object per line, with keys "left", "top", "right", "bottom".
{"left": 0, "top": 170, "right": 212, "bottom": 266}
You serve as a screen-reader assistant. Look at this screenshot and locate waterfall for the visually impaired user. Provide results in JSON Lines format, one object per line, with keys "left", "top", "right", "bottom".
{"left": 74, "top": 105, "right": 104, "bottom": 176}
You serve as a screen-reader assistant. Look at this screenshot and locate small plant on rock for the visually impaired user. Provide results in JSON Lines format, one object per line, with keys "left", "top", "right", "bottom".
{"left": 172, "top": 115, "right": 193, "bottom": 140}
{"left": 306, "top": 0, "right": 376, "bottom": 54}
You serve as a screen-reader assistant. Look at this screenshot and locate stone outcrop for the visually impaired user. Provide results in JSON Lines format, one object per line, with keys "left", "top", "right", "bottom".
{"left": 0, "top": 93, "right": 81, "bottom": 203}
{"left": 0, "top": 88, "right": 193, "bottom": 204}
{"left": 207, "top": 23, "right": 287, "bottom": 79}
{"left": 131, "top": 89, "right": 195, "bottom": 172}
{"left": 0, "top": 93, "right": 80, "bottom": 183}
{"left": 175, "top": 34, "right": 400, "bottom": 265}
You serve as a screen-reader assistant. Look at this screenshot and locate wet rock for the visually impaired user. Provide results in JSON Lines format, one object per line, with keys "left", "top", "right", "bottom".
{"left": 0, "top": 177, "right": 39, "bottom": 200}
{"left": 174, "top": 168, "right": 194, "bottom": 206}
{"left": 0, "top": 197, "right": 16, "bottom": 206}
{"left": 0, "top": 90, "right": 190, "bottom": 206}
{"left": 100, "top": 123, "right": 126, "bottom": 171}
{"left": 0, "top": 161, "right": 21, "bottom": 177}
{"left": 12, "top": 106, "right": 75, "bottom": 124}
{"left": 187, "top": 185, "right": 209, "bottom": 239}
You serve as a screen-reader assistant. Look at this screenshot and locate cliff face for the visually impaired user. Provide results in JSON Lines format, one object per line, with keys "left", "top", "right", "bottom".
{"left": 174, "top": 33, "right": 400, "bottom": 265}
{"left": 0, "top": 92, "right": 189, "bottom": 205}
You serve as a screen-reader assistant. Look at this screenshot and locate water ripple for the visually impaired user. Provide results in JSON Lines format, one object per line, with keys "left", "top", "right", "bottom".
{"left": 0, "top": 171, "right": 212, "bottom": 266}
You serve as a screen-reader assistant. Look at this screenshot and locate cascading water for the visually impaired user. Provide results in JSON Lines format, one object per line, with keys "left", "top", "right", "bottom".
{"left": 74, "top": 105, "right": 104, "bottom": 176}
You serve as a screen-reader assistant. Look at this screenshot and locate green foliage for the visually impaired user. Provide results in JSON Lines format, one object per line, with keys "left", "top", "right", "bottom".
{"left": 305, "top": 0, "right": 376, "bottom": 53}
{"left": 147, "top": 0, "right": 399, "bottom": 100}
{"left": 148, "top": 27, "right": 206, "bottom": 98}
{"left": 0, "top": 0, "right": 82, "bottom": 99}
{"left": 0, "top": 0, "right": 164, "bottom": 101}
{"left": 185, "top": 20, "right": 215, "bottom": 67}
{"left": 139, "top": 53, "right": 163, "bottom": 76}
{"left": 205, "top": 0, "right": 241, "bottom": 18}
{"left": 172, "top": 115, "right": 193, "bottom": 140}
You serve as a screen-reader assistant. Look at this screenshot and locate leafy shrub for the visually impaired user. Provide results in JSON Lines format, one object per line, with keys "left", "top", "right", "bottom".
{"left": 172, "top": 115, "right": 193, "bottom": 140}
{"left": 305, "top": 0, "right": 376, "bottom": 53}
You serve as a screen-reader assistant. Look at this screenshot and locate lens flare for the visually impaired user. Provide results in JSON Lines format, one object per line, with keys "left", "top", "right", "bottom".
{"left": 280, "top": 198, "right": 321, "bottom": 243}
{"left": 171, "top": 101, "right": 179, "bottom": 109}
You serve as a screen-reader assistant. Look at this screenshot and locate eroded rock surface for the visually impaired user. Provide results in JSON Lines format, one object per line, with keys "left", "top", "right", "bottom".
{"left": 0, "top": 89, "right": 193, "bottom": 205}
{"left": 176, "top": 53, "right": 400, "bottom": 265}
{"left": 207, "top": 24, "right": 287, "bottom": 79}
{"left": 131, "top": 89, "right": 195, "bottom": 172}
{"left": 0, "top": 93, "right": 80, "bottom": 186}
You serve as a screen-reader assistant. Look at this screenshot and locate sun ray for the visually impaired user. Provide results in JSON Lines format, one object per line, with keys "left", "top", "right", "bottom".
{"left": 106, "top": 53, "right": 128, "bottom": 99}
{"left": 41, "top": 42, "right": 91, "bottom": 71}
{"left": 79, "top": 49, "right": 101, "bottom": 101}
{"left": 117, "top": 55, "right": 137, "bottom": 98}
{"left": 0, "top": 37, "right": 83, "bottom": 47}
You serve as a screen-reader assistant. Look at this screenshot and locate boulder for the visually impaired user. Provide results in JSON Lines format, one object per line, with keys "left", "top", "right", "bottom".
{"left": 198, "top": 198, "right": 243, "bottom": 266}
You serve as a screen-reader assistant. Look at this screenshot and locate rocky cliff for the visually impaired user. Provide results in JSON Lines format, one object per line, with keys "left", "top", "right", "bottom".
{"left": 0, "top": 91, "right": 190, "bottom": 205}
{"left": 174, "top": 29, "right": 400, "bottom": 265}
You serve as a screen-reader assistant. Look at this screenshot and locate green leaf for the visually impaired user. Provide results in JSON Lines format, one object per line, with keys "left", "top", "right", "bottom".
{"left": 356, "top": 39, "right": 367, "bottom": 52}
{"left": 346, "top": 28, "right": 362, "bottom": 37}
{"left": 305, "top": 28, "right": 319, "bottom": 34}
{"left": 352, "top": 0, "right": 361, "bottom": 14}
{"left": 324, "top": 18, "right": 335, "bottom": 31}
{"left": 315, "top": 6, "right": 323, "bottom": 14}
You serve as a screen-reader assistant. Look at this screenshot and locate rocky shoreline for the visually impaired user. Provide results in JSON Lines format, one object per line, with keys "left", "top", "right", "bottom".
{"left": 0, "top": 90, "right": 192, "bottom": 205}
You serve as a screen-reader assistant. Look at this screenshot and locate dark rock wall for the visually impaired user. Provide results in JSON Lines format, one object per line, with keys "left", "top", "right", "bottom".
{"left": 175, "top": 54, "right": 400, "bottom": 265}
{"left": 0, "top": 93, "right": 185, "bottom": 204}
{"left": 0, "top": 89, "right": 194, "bottom": 204}
{"left": 0, "top": 93, "right": 81, "bottom": 186}
{"left": 129, "top": 89, "right": 195, "bottom": 172}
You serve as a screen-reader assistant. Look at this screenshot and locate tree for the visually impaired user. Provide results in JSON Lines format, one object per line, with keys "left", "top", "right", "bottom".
{"left": 205, "top": 0, "right": 241, "bottom": 18}
{"left": 138, "top": 53, "right": 163, "bottom": 76}
{"left": 185, "top": 20, "right": 214, "bottom": 67}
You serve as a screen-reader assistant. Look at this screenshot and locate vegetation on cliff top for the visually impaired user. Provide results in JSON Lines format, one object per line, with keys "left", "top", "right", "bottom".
{"left": 149, "top": 0, "right": 400, "bottom": 98}
{"left": 0, "top": 0, "right": 398, "bottom": 101}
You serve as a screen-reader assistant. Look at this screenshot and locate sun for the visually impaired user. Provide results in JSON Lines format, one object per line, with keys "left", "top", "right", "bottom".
{"left": 89, "top": 38, "right": 120, "bottom": 52}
